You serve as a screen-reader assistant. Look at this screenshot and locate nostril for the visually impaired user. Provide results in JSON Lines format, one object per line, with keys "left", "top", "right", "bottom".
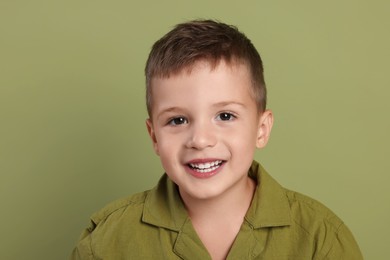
{"left": 186, "top": 131, "right": 217, "bottom": 150}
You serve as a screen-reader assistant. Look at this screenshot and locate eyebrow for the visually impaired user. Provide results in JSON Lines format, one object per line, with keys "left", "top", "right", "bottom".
{"left": 155, "top": 101, "right": 246, "bottom": 119}
{"left": 155, "top": 107, "right": 185, "bottom": 120}
{"left": 212, "top": 101, "right": 246, "bottom": 108}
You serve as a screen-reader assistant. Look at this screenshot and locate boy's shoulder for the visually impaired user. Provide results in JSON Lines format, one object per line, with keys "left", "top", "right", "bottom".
{"left": 83, "top": 173, "right": 186, "bottom": 235}
{"left": 251, "top": 163, "right": 363, "bottom": 259}
{"left": 90, "top": 190, "right": 150, "bottom": 227}
{"left": 284, "top": 188, "right": 344, "bottom": 232}
{"left": 251, "top": 161, "right": 354, "bottom": 244}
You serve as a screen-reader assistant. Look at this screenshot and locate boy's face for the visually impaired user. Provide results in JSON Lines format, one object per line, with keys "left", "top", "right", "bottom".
{"left": 146, "top": 60, "right": 273, "bottom": 201}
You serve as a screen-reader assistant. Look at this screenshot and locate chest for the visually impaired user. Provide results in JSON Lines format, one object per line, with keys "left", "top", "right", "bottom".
{"left": 93, "top": 217, "right": 313, "bottom": 260}
{"left": 192, "top": 220, "right": 242, "bottom": 260}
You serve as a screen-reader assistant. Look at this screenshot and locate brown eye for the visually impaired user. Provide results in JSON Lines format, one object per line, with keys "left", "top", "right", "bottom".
{"left": 217, "top": 112, "right": 235, "bottom": 121}
{"left": 168, "top": 117, "right": 188, "bottom": 125}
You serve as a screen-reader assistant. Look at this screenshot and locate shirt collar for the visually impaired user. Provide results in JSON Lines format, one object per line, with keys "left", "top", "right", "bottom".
{"left": 142, "top": 174, "right": 188, "bottom": 231}
{"left": 245, "top": 161, "right": 292, "bottom": 228}
{"left": 142, "top": 160, "right": 291, "bottom": 231}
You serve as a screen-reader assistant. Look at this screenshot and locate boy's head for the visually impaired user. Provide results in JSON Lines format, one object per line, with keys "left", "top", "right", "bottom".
{"left": 145, "top": 19, "right": 267, "bottom": 116}
{"left": 144, "top": 20, "right": 273, "bottom": 201}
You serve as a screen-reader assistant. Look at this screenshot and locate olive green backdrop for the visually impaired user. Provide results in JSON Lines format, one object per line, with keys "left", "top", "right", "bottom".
{"left": 1, "top": 1, "right": 388, "bottom": 259}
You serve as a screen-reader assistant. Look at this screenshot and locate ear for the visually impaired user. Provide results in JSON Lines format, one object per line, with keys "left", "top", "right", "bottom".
{"left": 256, "top": 110, "right": 274, "bottom": 149}
{"left": 146, "top": 119, "right": 159, "bottom": 155}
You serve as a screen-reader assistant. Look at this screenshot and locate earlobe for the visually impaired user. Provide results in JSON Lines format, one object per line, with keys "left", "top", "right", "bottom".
{"left": 146, "top": 119, "right": 159, "bottom": 155}
{"left": 256, "top": 110, "right": 274, "bottom": 149}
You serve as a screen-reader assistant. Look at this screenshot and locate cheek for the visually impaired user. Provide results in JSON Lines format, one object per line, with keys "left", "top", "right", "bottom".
{"left": 224, "top": 132, "right": 257, "bottom": 161}
{"left": 155, "top": 134, "right": 181, "bottom": 165}
{"left": 226, "top": 124, "right": 259, "bottom": 146}
{"left": 157, "top": 149, "right": 176, "bottom": 175}
{"left": 156, "top": 132, "right": 179, "bottom": 151}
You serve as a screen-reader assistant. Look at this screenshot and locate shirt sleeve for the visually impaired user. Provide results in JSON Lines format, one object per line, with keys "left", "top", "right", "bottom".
{"left": 324, "top": 223, "right": 363, "bottom": 260}
{"left": 69, "top": 225, "right": 95, "bottom": 260}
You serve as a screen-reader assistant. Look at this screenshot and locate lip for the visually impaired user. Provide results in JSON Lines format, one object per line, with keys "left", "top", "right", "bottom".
{"left": 185, "top": 158, "right": 226, "bottom": 179}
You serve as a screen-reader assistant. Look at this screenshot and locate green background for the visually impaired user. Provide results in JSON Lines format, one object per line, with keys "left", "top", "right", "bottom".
{"left": 1, "top": 1, "right": 389, "bottom": 259}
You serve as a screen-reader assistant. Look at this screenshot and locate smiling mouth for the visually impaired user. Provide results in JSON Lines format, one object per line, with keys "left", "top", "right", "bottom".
{"left": 188, "top": 160, "right": 224, "bottom": 173}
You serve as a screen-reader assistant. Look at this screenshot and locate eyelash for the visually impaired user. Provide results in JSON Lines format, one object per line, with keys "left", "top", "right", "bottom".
{"left": 167, "top": 112, "right": 236, "bottom": 126}
{"left": 216, "top": 112, "right": 237, "bottom": 121}
{"left": 167, "top": 117, "right": 188, "bottom": 126}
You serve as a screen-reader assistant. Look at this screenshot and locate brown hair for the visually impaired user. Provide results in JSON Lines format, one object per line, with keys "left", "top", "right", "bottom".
{"left": 145, "top": 19, "right": 266, "bottom": 116}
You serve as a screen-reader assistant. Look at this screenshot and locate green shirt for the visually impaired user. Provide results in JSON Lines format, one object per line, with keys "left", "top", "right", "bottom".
{"left": 71, "top": 161, "right": 363, "bottom": 259}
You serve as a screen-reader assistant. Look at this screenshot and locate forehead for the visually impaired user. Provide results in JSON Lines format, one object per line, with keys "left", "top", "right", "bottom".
{"left": 150, "top": 60, "right": 256, "bottom": 111}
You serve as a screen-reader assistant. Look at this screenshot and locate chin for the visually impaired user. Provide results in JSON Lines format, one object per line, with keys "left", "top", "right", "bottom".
{"left": 183, "top": 185, "right": 226, "bottom": 201}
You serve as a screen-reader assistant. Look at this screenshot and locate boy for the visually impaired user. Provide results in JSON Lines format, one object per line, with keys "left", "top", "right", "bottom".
{"left": 71, "top": 20, "right": 363, "bottom": 259}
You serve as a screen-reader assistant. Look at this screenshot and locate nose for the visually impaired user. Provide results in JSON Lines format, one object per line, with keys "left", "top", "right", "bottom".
{"left": 185, "top": 120, "right": 217, "bottom": 150}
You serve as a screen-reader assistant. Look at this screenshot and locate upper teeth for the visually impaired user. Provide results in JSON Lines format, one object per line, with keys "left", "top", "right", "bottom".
{"left": 190, "top": 160, "right": 222, "bottom": 169}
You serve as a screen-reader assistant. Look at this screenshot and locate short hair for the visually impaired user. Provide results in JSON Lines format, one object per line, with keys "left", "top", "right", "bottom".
{"left": 145, "top": 19, "right": 266, "bottom": 116}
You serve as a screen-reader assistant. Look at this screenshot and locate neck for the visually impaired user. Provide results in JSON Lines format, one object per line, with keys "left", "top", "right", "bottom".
{"left": 180, "top": 176, "right": 256, "bottom": 222}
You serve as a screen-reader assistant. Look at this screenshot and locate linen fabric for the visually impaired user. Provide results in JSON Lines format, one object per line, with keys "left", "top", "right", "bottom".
{"left": 70, "top": 161, "right": 363, "bottom": 259}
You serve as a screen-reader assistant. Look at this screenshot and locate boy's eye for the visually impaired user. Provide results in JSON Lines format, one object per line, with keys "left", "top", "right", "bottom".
{"left": 168, "top": 117, "right": 188, "bottom": 125}
{"left": 217, "top": 112, "right": 235, "bottom": 121}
